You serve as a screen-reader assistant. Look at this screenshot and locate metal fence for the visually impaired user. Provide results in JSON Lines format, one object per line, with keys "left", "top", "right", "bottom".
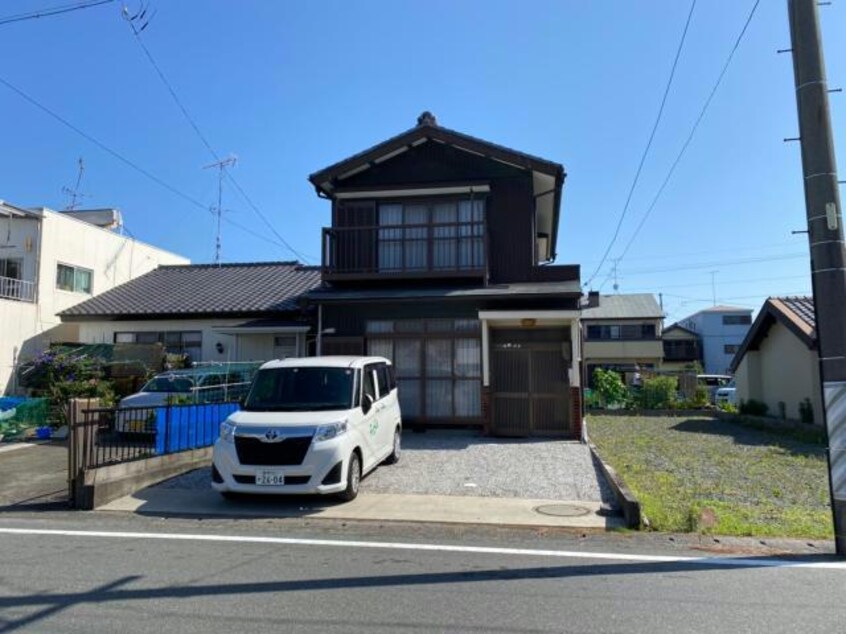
{"left": 70, "top": 401, "right": 239, "bottom": 471}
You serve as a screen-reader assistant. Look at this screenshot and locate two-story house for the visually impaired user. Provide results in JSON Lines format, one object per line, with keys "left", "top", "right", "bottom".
{"left": 0, "top": 200, "right": 187, "bottom": 394}
{"left": 305, "top": 113, "right": 583, "bottom": 437}
{"left": 580, "top": 293, "right": 665, "bottom": 387}
{"left": 661, "top": 323, "right": 703, "bottom": 372}
{"left": 677, "top": 305, "right": 753, "bottom": 375}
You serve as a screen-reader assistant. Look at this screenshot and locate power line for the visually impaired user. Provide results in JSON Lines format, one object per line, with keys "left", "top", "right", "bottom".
{"left": 0, "top": 73, "right": 298, "bottom": 255}
{"left": 583, "top": 0, "right": 697, "bottom": 288}
{"left": 0, "top": 0, "right": 113, "bottom": 26}
{"left": 605, "top": 251, "right": 807, "bottom": 279}
{"left": 615, "top": 0, "right": 762, "bottom": 263}
{"left": 122, "top": 13, "right": 311, "bottom": 263}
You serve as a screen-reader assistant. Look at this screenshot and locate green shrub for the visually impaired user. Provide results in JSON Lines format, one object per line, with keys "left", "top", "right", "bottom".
{"left": 691, "top": 385, "right": 710, "bottom": 408}
{"left": 739, "top": 398, "right": 769, "bottom": 416}
{"left": 25, "top": 351, "right": 115, "bottom": 425}
{"left": 636, "top": 375, "right": 678, "bottom": 409}
{"left": 717, "top": 401, "right": 738, "bottom": 414}
{"left": 593, "top": 368, "right": 628, "bottom": 407}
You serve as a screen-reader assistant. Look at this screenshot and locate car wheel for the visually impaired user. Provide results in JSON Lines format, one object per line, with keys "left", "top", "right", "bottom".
{"left": 384, "top": 427, "right": 401, "bottom": 465}
{"left": 337, "top": 451, "right": 361, "bottom": 502}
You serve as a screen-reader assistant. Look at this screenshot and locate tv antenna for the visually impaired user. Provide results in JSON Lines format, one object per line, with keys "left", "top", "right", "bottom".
{"left": 62, "top": 157, "right": 89, "bottom": 210}
{"left": 203, "top": 155, "right": 237, "bottom": 265}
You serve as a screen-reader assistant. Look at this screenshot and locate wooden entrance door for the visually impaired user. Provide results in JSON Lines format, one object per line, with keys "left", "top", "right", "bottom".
{"left": 490, "top": 329, "right": 570, "bottom": 437}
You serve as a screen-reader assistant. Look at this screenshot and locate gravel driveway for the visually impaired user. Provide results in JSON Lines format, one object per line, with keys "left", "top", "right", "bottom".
{"left": 159, "top": 430, "right": 615, "bottom": 504}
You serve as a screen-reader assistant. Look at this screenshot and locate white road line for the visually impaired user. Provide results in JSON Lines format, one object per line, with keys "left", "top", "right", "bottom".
{"left": 0, "top": 527, "right": 843, "bottom": 570}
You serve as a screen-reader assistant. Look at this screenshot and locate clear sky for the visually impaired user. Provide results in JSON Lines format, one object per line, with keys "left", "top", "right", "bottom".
{"left": 1, "top": 0, "right": 843, "bottom": 324}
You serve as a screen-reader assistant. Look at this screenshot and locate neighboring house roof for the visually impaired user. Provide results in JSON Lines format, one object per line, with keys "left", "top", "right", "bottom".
{"left": 59, "top": 262, "right": 322, "bottom": 320}
{"left": 663, "top": 323, "right": 699, "bottom": 337}
{"left": 729, "top": 296, "right": 816, "bottom": 372}
{"left": 306, "top": 280, "right": 582, "bottom": 303}
{"left": 580, "top": 294, "right": 663, "bottom": 320}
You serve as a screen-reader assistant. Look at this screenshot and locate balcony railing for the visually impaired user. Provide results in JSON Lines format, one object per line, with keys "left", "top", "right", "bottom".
{"left": 0, "top": 275, "right": 35, "bottom": 302}
{"left": 322, "top": 220, "right": 487, "bottom": 280}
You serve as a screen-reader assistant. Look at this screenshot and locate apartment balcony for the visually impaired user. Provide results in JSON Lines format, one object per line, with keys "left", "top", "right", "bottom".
{"left": 663, "top": 341, "right": 702, "bottom": 362}
{"left": 322, "top": 220, "right": 487, "bottom": 282}
{"left": 0, "top": 276, "right": 35, "bottom": 303}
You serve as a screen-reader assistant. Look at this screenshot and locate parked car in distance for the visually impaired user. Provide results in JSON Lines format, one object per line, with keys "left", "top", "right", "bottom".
{"left": 116, "top": 365, "right": 257, "bottom": 434}
{"left": 212, "top": 356, "right": 402, "bottom": 502}
{"left": 715, "top": 378, "right": 737, "bottom": 406}
{"left": 697, "top": 374, "right": 732, "bottom": 403}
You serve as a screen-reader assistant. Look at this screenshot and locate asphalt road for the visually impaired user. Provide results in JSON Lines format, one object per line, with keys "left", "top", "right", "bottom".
{"left": 0, "top": 513, "right": 844, "bottom": 633}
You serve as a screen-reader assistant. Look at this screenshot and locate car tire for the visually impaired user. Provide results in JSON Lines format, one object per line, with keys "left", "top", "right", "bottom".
{"left": 337, "top": 451, "right": 361, "bottom": 502}
{"left": 384, "top": 427, "right": 401, "bottom": 465}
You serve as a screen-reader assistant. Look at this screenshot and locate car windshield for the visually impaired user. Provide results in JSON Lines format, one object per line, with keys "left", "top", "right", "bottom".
{"left": 243, "top": 367, "right": 355, "bottom": 412}
{"left": 142, "top": 376, "right": 195, "bottom": 393}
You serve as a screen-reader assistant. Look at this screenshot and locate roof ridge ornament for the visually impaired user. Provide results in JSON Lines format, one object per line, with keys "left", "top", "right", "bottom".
{"left": 416, "top": 111, "right": 438, "bottom": 127}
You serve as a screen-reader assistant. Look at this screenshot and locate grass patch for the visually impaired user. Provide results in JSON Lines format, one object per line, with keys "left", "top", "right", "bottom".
{"left": 588, "top": 414, "right": 833, "bottom": 539}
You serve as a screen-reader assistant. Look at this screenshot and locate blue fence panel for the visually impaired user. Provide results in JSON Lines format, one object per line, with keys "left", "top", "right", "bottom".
{"left": 154, "top": 403, "right": 239, "bottom": 455}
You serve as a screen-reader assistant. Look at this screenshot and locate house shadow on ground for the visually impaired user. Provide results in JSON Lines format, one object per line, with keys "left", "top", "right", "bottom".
{"left": 669, "top": 417, "right": 826, "bottom": 459}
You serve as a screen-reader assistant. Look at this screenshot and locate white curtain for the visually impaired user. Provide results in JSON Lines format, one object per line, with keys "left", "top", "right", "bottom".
{"left": 432, "top": 202, "right": 457, "bottom": 269}
{"left": 404, "top": 205, "right": 428, "bottom": 270}
{"left": 458, "top": 199, "right": 484, "bottom": 269}
{"left": 378, "top": 204, "right": 403, "bottom": 271}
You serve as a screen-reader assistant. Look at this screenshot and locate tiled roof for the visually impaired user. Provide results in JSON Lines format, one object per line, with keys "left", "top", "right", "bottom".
{"left": 60, "top": 262, "right": 321, "bottom": 319}
{"left": 580, "top": 294, "right": 663, "bottom": 320}
{"left": 778, "top": 296, "right": 816, "bottom": 331}
{"left": 729, "top": 295, "right": 816, "bottom": 372}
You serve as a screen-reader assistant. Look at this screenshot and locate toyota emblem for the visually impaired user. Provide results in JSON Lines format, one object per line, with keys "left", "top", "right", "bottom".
{"left": 264, "top": 429, "right": 280, "bottom": 442}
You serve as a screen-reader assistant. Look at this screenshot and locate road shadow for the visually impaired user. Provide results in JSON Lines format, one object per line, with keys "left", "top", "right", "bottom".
{"left": 669, "top": 418, "right": 826, "bottom": 458}
{"left": 0, "top": 554, "right": 842, "bottom": 632}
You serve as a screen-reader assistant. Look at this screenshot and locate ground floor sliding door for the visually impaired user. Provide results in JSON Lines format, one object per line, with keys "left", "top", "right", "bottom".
{"left": 366, "top": 318, "right": 482, "bottom": 424}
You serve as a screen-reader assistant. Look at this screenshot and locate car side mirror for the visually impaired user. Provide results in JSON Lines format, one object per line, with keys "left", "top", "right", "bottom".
{"left": 362, "top": 393, "right": 374, "bottom": 414}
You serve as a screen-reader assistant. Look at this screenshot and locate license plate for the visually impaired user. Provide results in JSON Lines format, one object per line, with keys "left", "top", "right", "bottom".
{"left": 255, "top": 471, "right": 285, "bottom": 486}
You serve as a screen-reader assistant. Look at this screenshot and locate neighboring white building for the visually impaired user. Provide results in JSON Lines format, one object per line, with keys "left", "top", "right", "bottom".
{"left": 677, "top": 305, "right": 753, "bottom": 375}
{"left": 0, "top": 200, "right": 188, "bottom": 393}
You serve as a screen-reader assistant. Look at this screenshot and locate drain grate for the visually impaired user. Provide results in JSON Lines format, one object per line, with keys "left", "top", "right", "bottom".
{"left": 533, "top": 503, "right": 592, "bottom": 518}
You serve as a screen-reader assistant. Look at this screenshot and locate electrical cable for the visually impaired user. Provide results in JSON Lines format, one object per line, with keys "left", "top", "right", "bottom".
{"left": 124, "top": 16, "right": 311, "bottom": 263}
{"left": 616, "top": 0, "right": 762, "bottom": 263}
{"left": 0, "top": 73, "right": 298, "bottom": 255}
{"left": 583, "top": 0, "right": 697, "bottom": 288}
{"left": 0, "top": 0, "right": 113, "bottom": 26}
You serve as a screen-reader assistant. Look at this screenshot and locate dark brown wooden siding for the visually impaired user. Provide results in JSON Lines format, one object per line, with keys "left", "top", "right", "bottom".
{"left": 486, "top": 175, "right": 535, "bottom": 284}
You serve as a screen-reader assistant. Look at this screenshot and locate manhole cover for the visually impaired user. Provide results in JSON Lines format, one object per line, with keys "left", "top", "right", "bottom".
{"left": 534, "top": 503, "right": 592, "bottom": 518}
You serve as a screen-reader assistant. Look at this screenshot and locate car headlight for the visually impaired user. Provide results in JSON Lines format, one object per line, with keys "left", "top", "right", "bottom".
{"left": 314, "top": 420, "right": 348, "bottom": 443}
{"left": 220, "top": 420, "right": 236, "bottom": 443}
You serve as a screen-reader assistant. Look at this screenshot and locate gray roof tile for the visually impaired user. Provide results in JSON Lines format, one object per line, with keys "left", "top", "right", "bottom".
{"left": 580, "top": 294, "right": 663, "bottom": 320}
{"left": 60, "top": 262, "right": 321, "bottom": 319}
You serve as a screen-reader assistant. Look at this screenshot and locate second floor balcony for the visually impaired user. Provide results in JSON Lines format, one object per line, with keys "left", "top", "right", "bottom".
{"left": 0, "top": 275, "right": 36, "bottom": 303}
{"left": 322, "top": 219, "right": 487, "bottom": 282}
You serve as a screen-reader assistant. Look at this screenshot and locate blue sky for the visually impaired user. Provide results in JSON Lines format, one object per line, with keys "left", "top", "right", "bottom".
{"left": 1, "top": 0, "right": 843, "bottom": 324}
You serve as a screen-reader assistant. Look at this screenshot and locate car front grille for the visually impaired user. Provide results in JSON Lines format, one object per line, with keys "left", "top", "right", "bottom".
{"left": 234, "top": 436, "right": 313, "bottom": 466}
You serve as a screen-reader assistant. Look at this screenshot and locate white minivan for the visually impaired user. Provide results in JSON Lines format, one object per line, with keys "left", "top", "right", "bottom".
{"left": 212, "top": 356, "right": 402, "bottom": 501}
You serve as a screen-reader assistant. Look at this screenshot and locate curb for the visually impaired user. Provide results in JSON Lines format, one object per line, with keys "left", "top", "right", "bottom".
{"left": 587, "top": 441, "right": 641, "bottom": 529}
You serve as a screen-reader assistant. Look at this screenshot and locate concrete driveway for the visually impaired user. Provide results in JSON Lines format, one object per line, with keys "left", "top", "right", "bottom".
{"left": 0, "top": 441, "right": 68, "bottom": 511}
{"left": 101, "top": 431, "right": 621, "bottom": 529}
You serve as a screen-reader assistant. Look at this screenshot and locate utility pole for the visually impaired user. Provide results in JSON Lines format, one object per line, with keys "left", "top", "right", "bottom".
{"left": 203, "top": 156, "right": 237, "bottom": 265}
{"left": 788, "top": 0, "right": 846, "bottom": 554}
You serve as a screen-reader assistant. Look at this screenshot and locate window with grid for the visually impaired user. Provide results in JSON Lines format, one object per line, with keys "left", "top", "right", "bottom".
{"left": 377, "top": 198, "right": 485, "bottom": 273}
{"left": 114, "top": 331, "right": 202, "bottom": 360}
{"left": 366, "top": 319, "right": 481, "bottom": 419}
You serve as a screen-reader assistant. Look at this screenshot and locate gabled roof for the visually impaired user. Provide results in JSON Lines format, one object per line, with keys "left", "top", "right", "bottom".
{"left": 580, "top": 294, "right": 663, "bottom": 320}
{"left": 663, "top": 322, "right": 699, "bottom": 337}
{"left": 729, "top": 296, "right": 816, "bottom": 372}
{"left": 684, "top": 304, "right": 753, "bottom": 318}
{"left": 309, "top": 112, "right": 564, "bottom": 194}
{"left": 59, "top": 262, "right": 321, "bottom": 320}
